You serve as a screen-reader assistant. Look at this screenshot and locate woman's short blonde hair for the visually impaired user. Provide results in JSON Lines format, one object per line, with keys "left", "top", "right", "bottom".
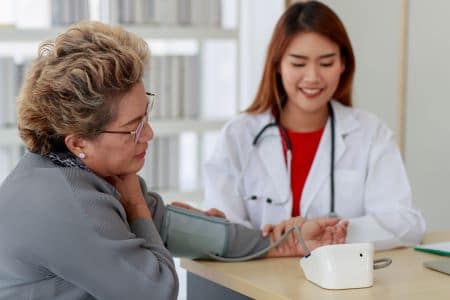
{"left": 17, "top": 21, "right": 149, "bottom": 155}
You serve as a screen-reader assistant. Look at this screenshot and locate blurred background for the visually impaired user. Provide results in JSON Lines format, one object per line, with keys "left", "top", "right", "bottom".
{"left": 1, "top": 1, "right": 449, "bottom": 298}
{"left": 1, "top": 0, "right": 447, "bottom": 230}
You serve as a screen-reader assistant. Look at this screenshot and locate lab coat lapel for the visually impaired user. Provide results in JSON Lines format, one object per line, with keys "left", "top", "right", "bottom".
{"left": 301, "top": 101, "right": 358, "bottom": 216}
{"left": 255, "top": 127, "right": 290, "bottom": 205}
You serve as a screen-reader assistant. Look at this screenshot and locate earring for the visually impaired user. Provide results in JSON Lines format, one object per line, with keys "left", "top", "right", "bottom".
{"left": 78, "top": 152, "right": 86, "bottom": 159}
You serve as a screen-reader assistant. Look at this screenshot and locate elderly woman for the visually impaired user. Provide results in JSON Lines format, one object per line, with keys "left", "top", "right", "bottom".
{"left": 0, "top": 22, "right": 346, "bottom": 300}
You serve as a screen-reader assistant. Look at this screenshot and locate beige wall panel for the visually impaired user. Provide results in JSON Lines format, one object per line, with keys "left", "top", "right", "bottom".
{"left": 319, "top": 0, "right": 403, "bottom": 136}
{"left": 405, "top": 0, "right": 450, "bottom": 230}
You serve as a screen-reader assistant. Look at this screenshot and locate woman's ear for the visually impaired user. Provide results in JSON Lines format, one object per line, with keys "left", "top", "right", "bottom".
{"left": 65, "top": 134, "right": 88, "bottom": 159}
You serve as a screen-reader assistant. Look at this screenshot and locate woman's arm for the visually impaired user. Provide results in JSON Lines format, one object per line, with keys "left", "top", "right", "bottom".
{"left": 19, "top": 171, "right": 178, "bottom": 300}
{"left": 161, "top": 202, "right": 347, "bottom": 259}
{"left": 347, "top": 122, "right": 426, "bottom": 249}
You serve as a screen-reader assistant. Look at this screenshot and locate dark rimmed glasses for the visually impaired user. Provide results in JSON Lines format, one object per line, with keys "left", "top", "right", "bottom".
{"left": 101, "top": 92, "right": 155, "bottom": 143}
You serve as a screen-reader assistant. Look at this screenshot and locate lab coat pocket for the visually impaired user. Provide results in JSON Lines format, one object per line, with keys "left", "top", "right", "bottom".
{"left": 243, "top": 193, "right": 288, "bottom": 229}
{"left": 333, "top": 170, "right": 365, "bottom": 217}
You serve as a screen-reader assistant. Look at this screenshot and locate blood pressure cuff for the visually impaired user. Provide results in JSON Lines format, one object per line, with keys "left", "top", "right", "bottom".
{"left": 160, "top": 205, "right": 230, "bottom": 259}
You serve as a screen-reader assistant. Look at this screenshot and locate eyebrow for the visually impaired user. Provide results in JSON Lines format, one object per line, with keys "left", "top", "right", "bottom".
{"left": 288, "top": 53, "right": 338, "bottom": 59}
{"left": 120, "top": 102, "right": 149, "bottom": 128}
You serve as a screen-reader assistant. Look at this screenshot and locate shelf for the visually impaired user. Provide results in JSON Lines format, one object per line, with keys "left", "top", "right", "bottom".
{"left": 0, "top": 119, "right": 228, "bottom": 146}
{"left": 152, "top": 119, "right": 227, "bottom": 135}
{"left": 0, "top": 26, "right": 238, "bottom": 42}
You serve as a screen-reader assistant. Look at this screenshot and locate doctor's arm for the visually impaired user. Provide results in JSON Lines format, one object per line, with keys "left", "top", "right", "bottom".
{"left": 346, "top": 125, "right": 426, "bottom": 250}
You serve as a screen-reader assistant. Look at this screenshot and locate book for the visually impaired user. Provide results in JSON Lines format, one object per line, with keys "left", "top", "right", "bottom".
{"left": 169, "top": 56, "right": 181, "bottom": 118}
{"left": 168, "top": 135, "right": 179, "bottom": 189}
{"left": 415, "top": 242, "right": 450, "bottom": 256}
{"left": 0, "top": 57, "right": 17, "bottom": 126}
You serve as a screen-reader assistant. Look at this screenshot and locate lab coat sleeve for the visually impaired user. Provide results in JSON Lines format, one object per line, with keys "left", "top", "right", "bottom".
{"left": 203, "top": 125, "right": 254, "bottom": 228}
{"left": 346, "top": 123, "right": 426, "bottom": 250}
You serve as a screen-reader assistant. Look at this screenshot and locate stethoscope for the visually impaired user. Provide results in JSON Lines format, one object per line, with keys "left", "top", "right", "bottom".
{"left": 243, "top": 101, "right": 337, "bottom": 218}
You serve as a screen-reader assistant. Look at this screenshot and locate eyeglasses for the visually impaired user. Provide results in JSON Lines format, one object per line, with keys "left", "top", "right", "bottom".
{"left": 100, "top": 92, "right": 155, "bottom": 144}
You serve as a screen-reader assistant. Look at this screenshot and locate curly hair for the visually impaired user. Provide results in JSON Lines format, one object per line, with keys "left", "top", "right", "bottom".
{"left": 17, "top": 21, "right": 149, "bottom": 155}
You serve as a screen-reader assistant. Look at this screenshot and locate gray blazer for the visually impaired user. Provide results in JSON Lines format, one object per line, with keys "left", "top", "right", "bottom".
{"left": 0, "top": 152, "right": 269, "bottom": 300}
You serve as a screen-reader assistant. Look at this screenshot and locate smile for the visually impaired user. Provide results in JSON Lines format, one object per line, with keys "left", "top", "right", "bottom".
{"left": 299, "top": 87, "right": 324, "bottom": 98}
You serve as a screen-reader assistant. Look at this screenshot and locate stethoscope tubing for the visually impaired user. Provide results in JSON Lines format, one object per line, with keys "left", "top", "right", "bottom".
{"left": 249, "top": 102, "right": 336, "bottom": 215}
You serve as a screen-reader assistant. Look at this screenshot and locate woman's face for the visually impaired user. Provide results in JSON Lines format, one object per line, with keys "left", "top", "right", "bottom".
{"left": 82, "top": 82, "right": 154, "bottom": 178}
{"left": 279, "top": 31, "right": 345, "bottom": 116}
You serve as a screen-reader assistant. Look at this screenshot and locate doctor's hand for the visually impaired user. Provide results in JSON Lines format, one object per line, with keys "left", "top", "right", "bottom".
{"left": 170, "top": 201, "right": 227, "bottom": 219}
{"left": 266, "top": 218, "right": 348, "bottom": 257}
{"left": 262, "top": 216, "right": 307, "bottom": 253}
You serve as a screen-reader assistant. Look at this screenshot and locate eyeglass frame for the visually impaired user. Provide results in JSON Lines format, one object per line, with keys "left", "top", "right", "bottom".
{"left": 100, "top": 92, "right": 155, "bottom": 144}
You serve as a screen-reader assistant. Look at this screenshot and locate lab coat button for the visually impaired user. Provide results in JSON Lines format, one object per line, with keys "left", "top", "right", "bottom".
{"left": 266, "top": 198, "right": 272, "bottom": 204}
{"left": 251, "top": 195, "right": 257, "bottom": 200}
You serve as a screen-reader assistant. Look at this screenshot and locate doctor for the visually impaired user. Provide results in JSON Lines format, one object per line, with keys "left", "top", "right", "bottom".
{"left": 204, "top": 1, "right": 425, "bottom": 250}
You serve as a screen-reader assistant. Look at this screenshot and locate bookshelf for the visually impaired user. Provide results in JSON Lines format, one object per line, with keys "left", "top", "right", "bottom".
{"left": 0, "top": 26, "right": 238, "bottom": 41}
{"left": 0, "top": 120, "right": 228, "bottom": 146}
{"left": 0, "top": 0, "right": 241, "bottom": 205}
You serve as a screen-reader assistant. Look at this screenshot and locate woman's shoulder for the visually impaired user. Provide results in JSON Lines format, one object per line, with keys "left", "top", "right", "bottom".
{"left": 1, "top": 152, "right": 116, "bottom": 205}
{"left": 222, "top": 111, "right": 272, "bottom": 136}
{"left": 332, "top": 101, "right": 393, "bottom": 136}
{"left": 1, "top": 152, "right": 64, "bottom": 191}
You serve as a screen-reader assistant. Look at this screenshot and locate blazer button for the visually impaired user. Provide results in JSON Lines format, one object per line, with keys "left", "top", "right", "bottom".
{"left": 266, "top": 198, "right": 272, "bottom": 204}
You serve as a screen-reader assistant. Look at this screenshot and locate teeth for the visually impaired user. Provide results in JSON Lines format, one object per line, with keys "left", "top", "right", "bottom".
{"left": 301, "top": 88, "right": 321, "bottom": 95}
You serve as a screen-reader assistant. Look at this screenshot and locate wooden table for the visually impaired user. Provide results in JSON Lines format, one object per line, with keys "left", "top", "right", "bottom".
{"left": 181, "top": 232, "right": 450, "bottom": 300}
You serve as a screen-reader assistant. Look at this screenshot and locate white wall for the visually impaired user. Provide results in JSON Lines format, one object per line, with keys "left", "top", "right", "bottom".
{"left": 240, "top": 0, "right": 285, "bottom": 110}
{"left": 405, "top": 0, "right": 450, "bottom": 230}
{"left": 321, "top": 0, "right": 403, "bottom": 136}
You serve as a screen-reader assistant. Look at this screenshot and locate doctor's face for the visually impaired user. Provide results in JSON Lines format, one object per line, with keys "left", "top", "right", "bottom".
{"left": 279, "top": 32, "right": 345, "bottom": 116}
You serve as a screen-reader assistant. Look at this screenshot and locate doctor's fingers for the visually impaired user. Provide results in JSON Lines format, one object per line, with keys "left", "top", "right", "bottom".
{"left": 262, "top": 224, "right": 275, "bottom": 237}
{"left": 284, "top": 220, "right": 300, "bottom": 252}
{"left": 205, "top": 208, "right": 227, "bottom": 219}
{"left": 314, "top": 217, "right": 340, "bottom": 228}
{"left": 334, "top": 222, "right": 348, "bottom": 244}
{"left": 171, "top": 201, "right": 195, "bottom": 210}
{"left": 270, "top": 222, "right": 290, "bottom": 252}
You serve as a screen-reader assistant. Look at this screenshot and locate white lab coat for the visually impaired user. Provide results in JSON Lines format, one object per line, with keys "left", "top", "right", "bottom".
{"left": 204, "top": 101, "right": 426, "bottom": 250}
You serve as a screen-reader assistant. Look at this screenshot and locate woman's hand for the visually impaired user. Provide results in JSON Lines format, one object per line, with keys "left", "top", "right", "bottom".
{"left": 300, "top": 218, "right": 348, "bottom": 250}
{"left": 171, "top": 201, "right": 227, "bottom": 219}
{"left": 262, "top": 216, "right": 307, "bottom": 253}
{"left": 266, "top": 218, "right": 348, "bottom": 257}
{"left": 107, "top": 174, "right": 151, "bottom": 221}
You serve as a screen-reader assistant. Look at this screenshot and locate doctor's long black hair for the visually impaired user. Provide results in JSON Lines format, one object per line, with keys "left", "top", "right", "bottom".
{"left": 246, "top": 0, "right": 355, "bottom": 116}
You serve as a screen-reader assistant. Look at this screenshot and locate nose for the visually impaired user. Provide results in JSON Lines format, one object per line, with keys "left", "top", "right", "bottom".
{"left": 303, "top": 64, "right": 321, "bottom": 83}
{"left": 139, "top": 123, "right": 154, "bottom": 143}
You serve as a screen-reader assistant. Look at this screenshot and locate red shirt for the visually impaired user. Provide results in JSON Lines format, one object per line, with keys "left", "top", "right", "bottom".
{"left": 280, "top": 127, "right": 324, "bottom": 217}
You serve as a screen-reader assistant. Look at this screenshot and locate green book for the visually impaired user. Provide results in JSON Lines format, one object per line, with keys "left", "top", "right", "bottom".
{"left": 415, "top": 242, "right": 450, "bottom": 256}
